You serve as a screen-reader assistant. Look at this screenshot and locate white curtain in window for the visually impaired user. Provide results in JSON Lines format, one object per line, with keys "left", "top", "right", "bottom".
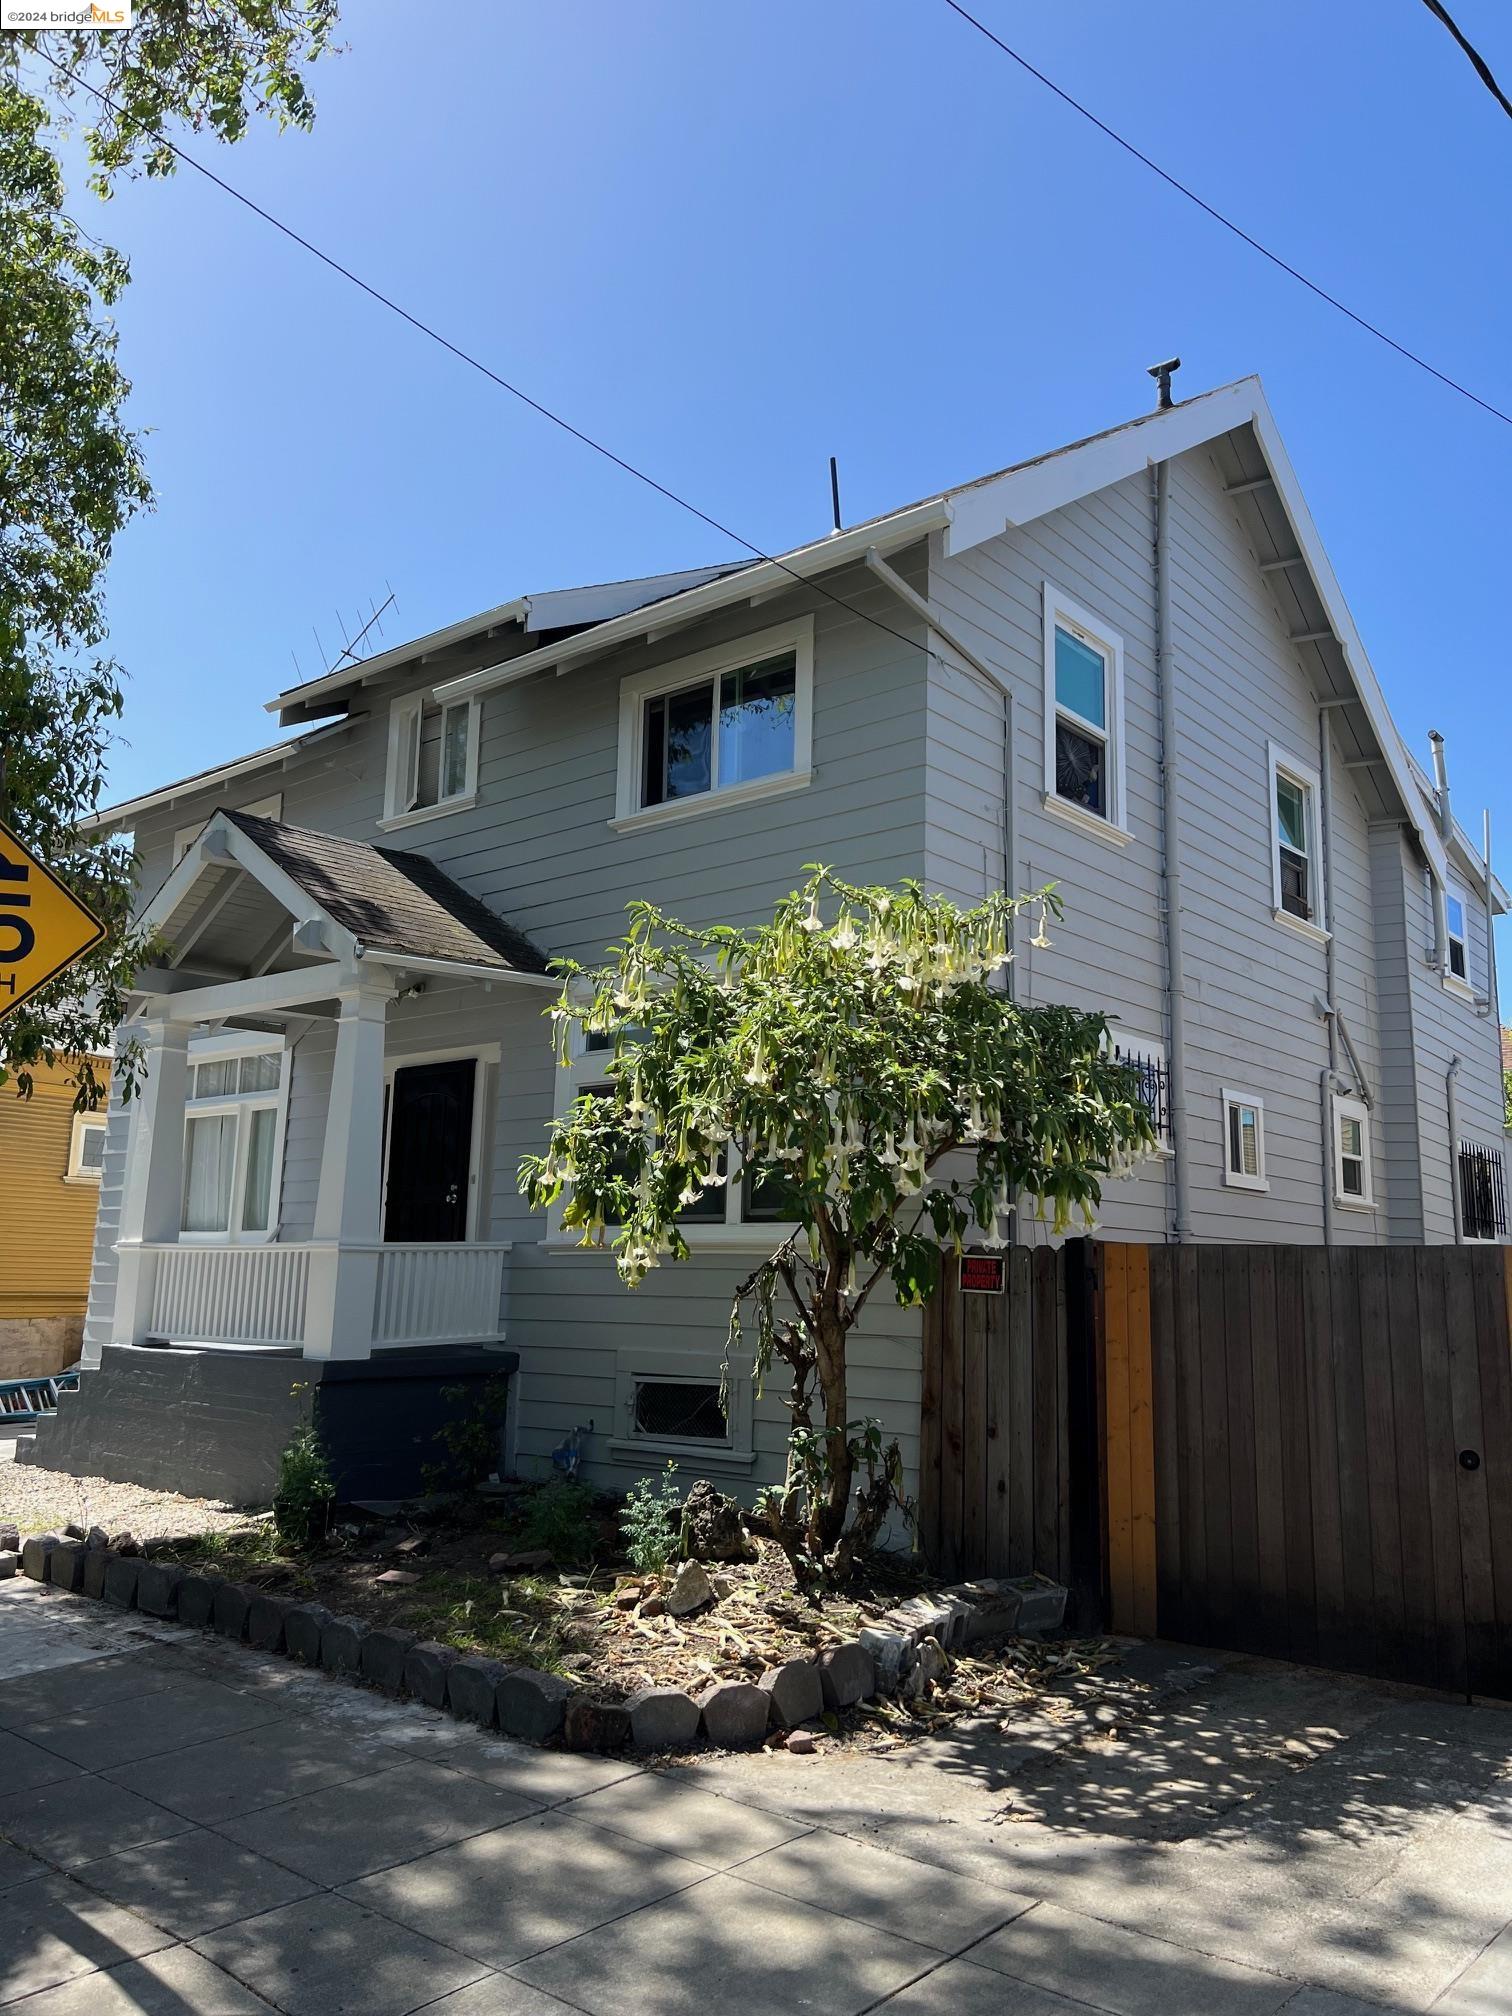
{"left": 241, "top": 1108, "right": 277, "bottom": 1232}
{"left": 183, "top": 1114, "right": 236, "bottom": 1233}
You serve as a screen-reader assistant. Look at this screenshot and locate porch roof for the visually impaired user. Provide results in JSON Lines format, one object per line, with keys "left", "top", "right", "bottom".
{"left": 222, "top": 810, "right": 551, "bottom": 976}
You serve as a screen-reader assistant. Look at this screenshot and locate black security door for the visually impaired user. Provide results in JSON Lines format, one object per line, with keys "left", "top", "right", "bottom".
{"left": 383, "top": 1059, "right": 476, "bottom": 1242}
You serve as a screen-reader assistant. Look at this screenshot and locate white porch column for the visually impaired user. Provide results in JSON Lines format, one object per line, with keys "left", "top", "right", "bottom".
{"left": 111, "top": 1016, "right": 193, "bottom": 1350}
{"left": 302, "top": 983, "right": 391, "bottom": 1360}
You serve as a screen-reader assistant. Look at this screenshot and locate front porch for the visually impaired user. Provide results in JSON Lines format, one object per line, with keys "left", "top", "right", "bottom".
{"left": 103, "top": 807, "right": 556, "bottom": 1366}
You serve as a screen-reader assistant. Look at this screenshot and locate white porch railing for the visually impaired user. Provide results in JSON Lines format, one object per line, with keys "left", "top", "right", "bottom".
{"left": 147, "top": 1242, "right": 313, "bottom": 1348}
{"left": 139, "top": 1240, "right": 509, "bottom": 1352}
{"left": 373, "top": 1243, "right": 509, "bottom": 1346}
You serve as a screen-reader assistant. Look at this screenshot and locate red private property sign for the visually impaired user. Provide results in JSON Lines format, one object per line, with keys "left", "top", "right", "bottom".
{"left": 960, "top": 1252, "right": 1006, "bottom": 1296}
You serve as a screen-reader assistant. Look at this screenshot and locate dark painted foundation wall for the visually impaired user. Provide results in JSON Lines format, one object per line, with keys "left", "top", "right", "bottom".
{"left": 13, "top": 1344, "right": 517, "bottom": 1506}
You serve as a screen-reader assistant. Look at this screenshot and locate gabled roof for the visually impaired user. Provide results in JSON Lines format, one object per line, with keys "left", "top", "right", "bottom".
{"left": 224, "top": 812, "right": 551, "bottom": 975}
{"left": 139, "top": 808, "right": 550, "bottom": 984}
{"left": 82, "top": 719, "right": 352, "bottom": 837}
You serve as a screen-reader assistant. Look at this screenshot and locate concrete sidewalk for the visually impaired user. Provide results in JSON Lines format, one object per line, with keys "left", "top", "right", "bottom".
{"left": 1, "top": 1580, "right": 1509, "bottom": 2014}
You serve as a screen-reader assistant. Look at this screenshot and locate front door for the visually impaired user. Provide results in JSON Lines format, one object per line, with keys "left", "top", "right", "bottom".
{"left": 383, "top": 1058, "right": 476, "bottom": 1242}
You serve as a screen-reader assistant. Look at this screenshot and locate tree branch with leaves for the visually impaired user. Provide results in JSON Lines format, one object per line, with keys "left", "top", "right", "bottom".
{"left": 521, "top": 868, "right": 1157, "bottom": 1591}
{"left": 0, "top": 6, "right": 339, "bottom": 1108}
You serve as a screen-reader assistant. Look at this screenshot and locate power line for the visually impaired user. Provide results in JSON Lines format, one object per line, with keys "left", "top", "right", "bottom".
{"left": 939, "top": 0, "right": 1512, "bottom": 429}
{"left": 1420, "top": 0, "right": 1512, "bottom": 122}
{"left": 27, "top": 47, "right": 944, "bottom": 681}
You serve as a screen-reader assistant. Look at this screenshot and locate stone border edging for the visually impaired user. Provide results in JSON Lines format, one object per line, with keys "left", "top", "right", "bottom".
{"left": 7, "top": 1525, "right": 1066, "bottom": 1756}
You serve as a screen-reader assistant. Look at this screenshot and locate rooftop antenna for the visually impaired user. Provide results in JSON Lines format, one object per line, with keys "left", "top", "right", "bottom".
{"left": 322, "top": 588, "right": 399, "bottom": 673}
{"left": 828, "top": 456, "right": 843, "bottom": 536}
{"left": 1147, "top": 356, "right": 1181, "bottom": 409}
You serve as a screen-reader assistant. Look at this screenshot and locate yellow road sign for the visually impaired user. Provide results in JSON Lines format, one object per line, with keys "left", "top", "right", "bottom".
{"left": 0, "top": 817, "right": 107, "bottom": 1023}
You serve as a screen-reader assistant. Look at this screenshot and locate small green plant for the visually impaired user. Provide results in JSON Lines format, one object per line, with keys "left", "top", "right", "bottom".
{"left": 516, "top": 1480, "right": 598, "bottom": 1564}
{"left": 422, "top": 1375, "right": 511, "bottom": 1498}
{"left": 273, "top": 1387, "right": 335, "bottom": 1550}
{"left": 620, "top": 1462, "right": 682, "bottom": 1574}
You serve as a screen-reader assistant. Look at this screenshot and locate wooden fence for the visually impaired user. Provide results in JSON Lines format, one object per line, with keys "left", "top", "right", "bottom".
{"left": 922, "top": 1239, "right": 1512, "bottom": 1701}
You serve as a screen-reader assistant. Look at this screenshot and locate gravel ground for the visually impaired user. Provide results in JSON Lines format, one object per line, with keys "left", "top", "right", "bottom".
{"left": 0, "top": 1447, "right": 260, "bottom": 1540}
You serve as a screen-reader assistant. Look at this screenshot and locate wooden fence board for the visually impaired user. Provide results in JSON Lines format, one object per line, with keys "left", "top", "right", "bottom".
{"left": 1222, "top": 1246, "right": 1264, "bottom": 1653}
{"left": 1273, "top": 1244, "right": 1317, "bottom": 1666}
{"left": 1356, "top": 1247, "right": 1407, "bottom": 1677}
{"left": 1126, "top": 1245, "right": 1158, "bottom": 1638}
{"left": 1103, "top": 1243, "right": 1135, "bottom": 1632}
{"left": 1009, "top": 1252, "right": 1037, "bottom": 1577}
{"left": 1247, "top": 1245, "right": 1289, "bottom": 1659}
{"left": 1386, "top": 1245, "right": 1440, "bottom": 1687}
{"left": 1197, "top": 1249, "right": 1234, "bottom": 1639}
{"left": 1030, "top": 1246, "right": 1061, "bottom": 1578}
{"left": 961, "top": 1291, "right": 989, "bottom": 1580}
{"left": 1471, "top": 1249, "right": 1512, "bottom": 1697}
{"left": 1443, "top": 1250, "right": 1495, "bottom": 1692}
{"left": 1149, "top": 1247, "right": 1183, "bottom": 1633}
{"left": 938, "top": 1255, "right": 966, "bottom": 1581}
{"left": 919, "top": 1286, "right": 943, "bottom": 1577}
{"left": 1326, "top": 1246, "right": 1375, "bottom": 1677}
{"left": 1414, "top": 1247, "right": 1469, "bottom": 1697}
{"left": 1172, "top": 1243, "right": 1207, "bottom": 1642}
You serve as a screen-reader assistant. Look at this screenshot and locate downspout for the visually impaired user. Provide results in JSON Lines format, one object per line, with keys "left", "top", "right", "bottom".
{"left": 861, "top": 545, "right": 1016, "bottom": 990}
{"left": 1448, "top": 1055, "right": 1464, "bottom": 1244}
{"left": 1319, "top": 706, "right": 1338, "bottom": 1244}
{"left": 1153, "top": 460, "right": 1192, "bottom": 1243}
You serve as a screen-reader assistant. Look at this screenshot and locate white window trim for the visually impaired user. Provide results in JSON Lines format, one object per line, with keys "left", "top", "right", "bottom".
{"left": 173, "top": 794, "right": 283, "bottom": 866}
{"left": 1221, "top": 1087, "right": 1268, "bottom": 1192}
{"left": 380, "top": 688, "right": 481, "bottom": 832}
{"left": 610, "top": 1354, "right": 755, "bottom": 1474}
{"left": 1331, "top": 1093, "right": 1375, "bottom": 1210}
{"left": 545, "top": 1024, "right": 800, "bottom": 1251}
{"left": 1041, "top": 581, "right": 1130, "bottom": 843}
{"left": 611, "top": 617, "right": 814, "bottom": 833}
{"left": 1444, "top": 881, "right": 1474, "bottom": 997}
{"left": 1267, "top": 742, "right": 1329, "bottom": 944}
{"left": 179, "top": 1036, "right": 289, "bottom": 1245}
{"left": 65, "top": 1112, "right": 108, "bottom": 1185}
{"left": 380, "top": 1043, "right": 499, "bottom": 1244}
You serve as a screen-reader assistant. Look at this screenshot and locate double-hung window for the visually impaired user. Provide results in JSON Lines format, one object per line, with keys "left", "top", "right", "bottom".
{"left": 383, "top": 689, "right": 480, "bottom": 828}
{"left": 1221, "top": 1089, "right": 1267, "bottom": 1191}
{"left": 1445, "top": 885, "right": 1470, "bottom": 986}
{"left": 1332, "top": 1094, "right": 1374, "bottom": 1208}
{"left": 66, "top": 1113, "right": 108, "bottom": 1184}
{"left": 1268, "top": 744, "right": 1325, "bottom": 936}
{"left": 614, "top": 619, "right": 814, "bottom": 828}
{"left": 1041, "top": 584, "right": 1126, "bottom": 839}
{"left": 180, "top": 1039, "right": 288, "bottom": 1242}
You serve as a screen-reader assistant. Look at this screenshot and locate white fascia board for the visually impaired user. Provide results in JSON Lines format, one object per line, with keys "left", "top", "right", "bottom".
{"left": 1244, "top": 399, "right": 1450, "bottom": 886}
{"left": 432, "top": 502, "right": 951, "bottom": 705}
{"left": 263, "top": 598, "right": 530, "bottom": 716}
{"left": 81, "top": 721, "right": 352, "bottom": 836}
{"left": 136, "top": 811, "right": 361, "bottom": 967}
{"left": 942, "top": 379, "right": 1262, "bottom": 555}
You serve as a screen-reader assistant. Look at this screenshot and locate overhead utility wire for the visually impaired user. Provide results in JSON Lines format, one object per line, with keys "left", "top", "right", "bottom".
{"left": 1419, "top": 0, "right": 1512, "bottom": 123}
{"left": 938, "top": 0, "right": 1512, "bottom": 428}
{"left": 30, "top": 48, "right": 951, "bottom": 677}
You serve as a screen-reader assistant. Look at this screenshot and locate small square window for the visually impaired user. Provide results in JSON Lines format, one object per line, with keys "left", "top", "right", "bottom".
{"left": 67, "top": 1115, "right": 107, "bottom": 1182}
{"left": 1222, "top": 1089, "right": 1267, "bottom": 1190}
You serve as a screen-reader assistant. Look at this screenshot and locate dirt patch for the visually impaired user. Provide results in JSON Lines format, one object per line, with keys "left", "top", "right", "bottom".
{"left": 156, "top": 1482, "right": 1121, "bottom": 1748}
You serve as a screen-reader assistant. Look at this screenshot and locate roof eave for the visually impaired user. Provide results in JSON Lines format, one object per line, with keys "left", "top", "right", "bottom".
{"left": 431, "top": 502, "right": 951, "bottom": 705}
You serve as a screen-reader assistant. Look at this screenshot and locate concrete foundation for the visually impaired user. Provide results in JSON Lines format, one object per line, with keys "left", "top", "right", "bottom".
{"left": 14, "top": 1341, "right": 517, "bottom": 1505}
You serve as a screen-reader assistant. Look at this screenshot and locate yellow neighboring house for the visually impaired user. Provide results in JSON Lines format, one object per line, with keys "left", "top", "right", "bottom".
{"left": 0, "top": 1059, "right": 109, "bottom": 1380}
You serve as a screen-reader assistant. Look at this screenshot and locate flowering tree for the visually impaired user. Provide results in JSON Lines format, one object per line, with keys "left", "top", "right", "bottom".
{"left": 521, "top": 869, "right": 1155, "bottom": 1588}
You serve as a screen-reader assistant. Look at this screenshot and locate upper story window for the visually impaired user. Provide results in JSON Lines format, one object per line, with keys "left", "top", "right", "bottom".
{"left": 180, "top": 1037, "right": 288, "bottom": 1244}
{"left": 172, "top": 794, "right": 282, "bottom": 865}
{"left": 1221, "top": 1088, "right": 1267, "bottom": 1191}
{"left": 1267, "top": 743, "right": 1326, "bottom": 940}
{"left": 1041, "top": 583, "right": 1127, "bottom": 843}
{"left": 1446, "top": 886, "right": 1470, "bottom": 984}
{"left": 613, "top": 619, "right": 814, "bottom": 831}
{"left": 382, "top": 690, "right": 480, "bottom": 829}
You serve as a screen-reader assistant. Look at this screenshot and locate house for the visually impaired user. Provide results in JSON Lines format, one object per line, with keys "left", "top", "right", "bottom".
{"left": 32, "top": 374, "right": 1509, "bottom": 1504}
{"left": 0, "top": 1058, "right": 108, "bottom": 1380}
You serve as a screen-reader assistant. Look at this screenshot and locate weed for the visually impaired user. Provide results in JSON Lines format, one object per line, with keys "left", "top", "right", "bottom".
{"left": 422, "top": 1375, "right": 511, "bottom": 1498}
{"left": 619, "top": 1462, "right": 683, "bottom": 1575}
{"left": 273, "top": 1386, "right": 335, "bottom": 1549}
{"left": 516, "top": 1480, "right": 598, "bottom": 1564}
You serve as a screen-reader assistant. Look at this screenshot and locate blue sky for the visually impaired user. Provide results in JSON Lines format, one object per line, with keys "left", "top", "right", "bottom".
{"left": 70, "top": 0, "right": 1510, "bottom": 959}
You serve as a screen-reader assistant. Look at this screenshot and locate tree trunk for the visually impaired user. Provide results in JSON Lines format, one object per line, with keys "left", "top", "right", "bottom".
{"left": 810, "top": 1302, "right": 851, "bottom": 1553}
